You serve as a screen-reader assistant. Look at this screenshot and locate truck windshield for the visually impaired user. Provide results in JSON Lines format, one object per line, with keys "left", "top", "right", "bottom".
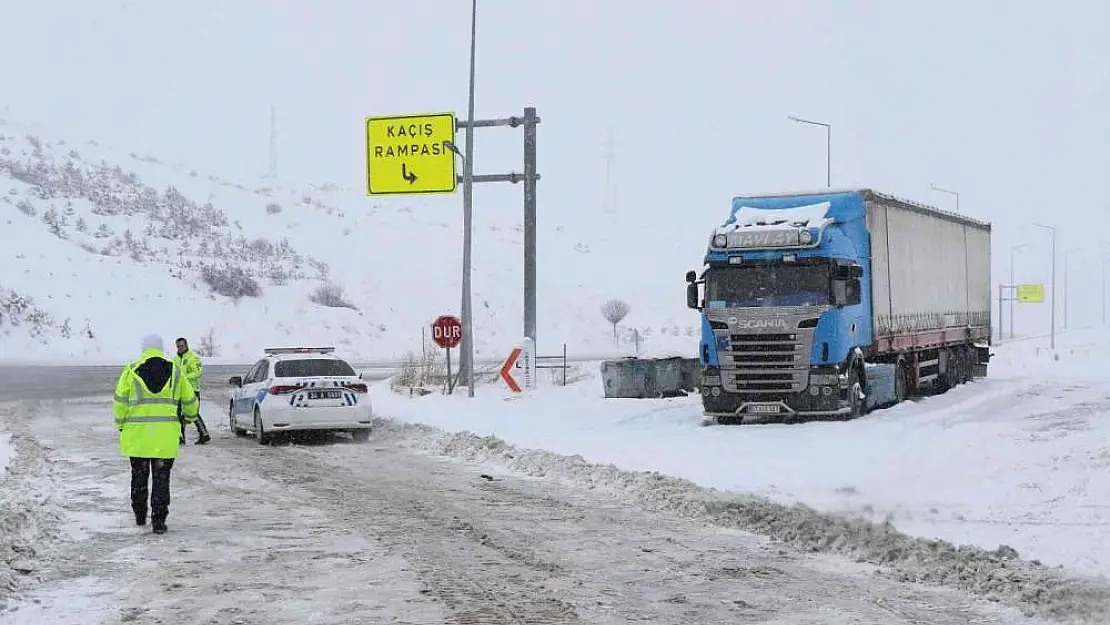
{"left": 705, "top": 263, "right": 830, "bottom": 308}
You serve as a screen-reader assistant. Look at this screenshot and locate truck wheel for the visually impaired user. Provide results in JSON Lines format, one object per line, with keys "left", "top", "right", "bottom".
{"left": 847, "top": 367, "right": 866, "bottom": 419}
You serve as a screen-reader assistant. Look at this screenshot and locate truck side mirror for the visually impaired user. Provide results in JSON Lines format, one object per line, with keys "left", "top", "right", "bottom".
{"left": 229, "top": 376, "right": 242, "bottom": 387}
{"left": 685, "top": 270, "right": 697, "bottom": 284}
{"left": 687, "top": 283, "right": 700, "bottom": 309}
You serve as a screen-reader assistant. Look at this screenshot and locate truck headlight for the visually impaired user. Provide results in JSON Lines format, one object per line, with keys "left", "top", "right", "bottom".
{"left": 798, "top": 229, "right": 814, "bottom": 244}
{"left": 712, "top": 234, "right": 728, "bottom": 248}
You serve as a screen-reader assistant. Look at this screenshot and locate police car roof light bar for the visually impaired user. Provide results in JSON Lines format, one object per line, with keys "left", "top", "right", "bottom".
{"left": 263, "top": 347, "right": 336, "bottom": 355}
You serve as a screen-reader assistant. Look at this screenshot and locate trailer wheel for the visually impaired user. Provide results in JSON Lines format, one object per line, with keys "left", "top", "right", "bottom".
{"left": 894, "top": 360, "right": 909, "bottom": 402}
{"left": 960, "top": 348, "right": 974, "bottom": 384}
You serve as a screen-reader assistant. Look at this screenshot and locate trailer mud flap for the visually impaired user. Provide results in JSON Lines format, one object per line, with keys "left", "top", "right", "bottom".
{"left": 973, "top": 342, "right": 991, "bottom": 377}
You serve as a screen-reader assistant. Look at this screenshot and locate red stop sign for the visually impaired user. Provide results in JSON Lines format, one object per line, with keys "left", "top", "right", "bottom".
{"left": 431, "top": 315, "right": 463, "bottom": 349}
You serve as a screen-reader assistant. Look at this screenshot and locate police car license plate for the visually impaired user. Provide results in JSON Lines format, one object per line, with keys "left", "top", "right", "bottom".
{"left": 308, "top": 390, "right": 342, "bottom": 399}
{"left": 748, "top": 404, "right": 780, "bottom": 414}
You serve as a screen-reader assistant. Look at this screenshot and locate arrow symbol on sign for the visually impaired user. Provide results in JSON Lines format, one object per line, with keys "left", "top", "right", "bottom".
{"left": 500, "top": 347, "right": 522, "bottom": 393}
{"left": 401, "top": 163, "right": 417, "bottom": 184}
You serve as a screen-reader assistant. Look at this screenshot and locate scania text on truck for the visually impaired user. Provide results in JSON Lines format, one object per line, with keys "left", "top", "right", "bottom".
{"left": 685, "top": 188, "right": 992, "bottom": 424}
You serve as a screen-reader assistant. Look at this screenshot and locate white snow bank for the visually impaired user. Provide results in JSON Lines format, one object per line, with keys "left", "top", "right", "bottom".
{"left": 0, "top": 405, "right": 65, "bottom": 608}
{"left": 0, "top": 433, "right": 11, "bottom": 473}
{"left": 374, "top": 329, "right": 1110, "bottom": 609}
{"left": 370, "top": 410, "right": 1110, "bottom": 624}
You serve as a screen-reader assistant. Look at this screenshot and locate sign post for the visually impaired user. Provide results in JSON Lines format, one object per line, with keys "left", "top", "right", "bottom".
{"left": 499, "top": 338, "right": 537, "bottom": 393}
{"left": 431, "top": 315, "right": 463, "bottom": 394}
{"left": 365, "top": 105, "right": 542, "bottom": 398}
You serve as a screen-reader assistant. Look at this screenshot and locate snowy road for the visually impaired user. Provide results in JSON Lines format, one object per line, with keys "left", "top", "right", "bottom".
{"left": 0, "top": 392, "right": 1056, "bottom": 625}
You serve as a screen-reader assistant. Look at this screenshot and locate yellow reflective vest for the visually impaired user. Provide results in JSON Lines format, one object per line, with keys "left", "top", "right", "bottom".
{"left": 173, "top": 349, "right": 203, "bottom": 391}
{"left": 113, "top": 348, "right": 198, "bottom": 459}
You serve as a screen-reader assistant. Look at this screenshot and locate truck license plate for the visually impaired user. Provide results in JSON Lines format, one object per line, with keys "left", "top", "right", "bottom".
{"left": 748, "top": 404, "right": 780, "bottom": 414}
{"left": 308, "top": 390, "right": 342, "bottom": 400}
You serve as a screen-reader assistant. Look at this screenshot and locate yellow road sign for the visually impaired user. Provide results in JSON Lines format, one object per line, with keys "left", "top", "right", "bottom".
{"left": 1017, "top": 283, "right": 1045, "bottom": 304}
{"left": 366, "top": 112, "right": 457, "bottom": 195}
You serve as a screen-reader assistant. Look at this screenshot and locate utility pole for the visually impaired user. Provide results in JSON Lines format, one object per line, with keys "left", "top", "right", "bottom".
{"left": 1009, "top": 243, "right": 1030, "bottom": 338}
{"left": 1032, "top": 223, "right": 1057, "bottom": 349}
{"left": 1063, "top": 247, "right": 1082, "bottom": 330}
{"left": 788, "top": 115, "right": 831, "bottom": 187}
{"left": 267, "top": 105, "right": 277, "bottom": 179}
{"left": 602, "top": 126, "right": 619, "bottom": 218}
{"left": 1102, "top": 241, "right": 1110, "bottom": 326}
{"left": 458, "top": 0, "right": 479, "bottom": 397}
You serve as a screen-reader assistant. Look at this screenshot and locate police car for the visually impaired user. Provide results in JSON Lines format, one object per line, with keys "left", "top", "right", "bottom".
{"left": 227, "top": 347, "right": 372, "bottom": 444}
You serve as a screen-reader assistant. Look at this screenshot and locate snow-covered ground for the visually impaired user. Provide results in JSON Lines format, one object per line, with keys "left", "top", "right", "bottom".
{"left": 0, "top": 116, "right": 694, "bottom": 364}
{"left": 377, "top": 327, "right": 1110, "bottom": 586}
{"left": 1, "top": 397, "right": 1068, "bottom": 625}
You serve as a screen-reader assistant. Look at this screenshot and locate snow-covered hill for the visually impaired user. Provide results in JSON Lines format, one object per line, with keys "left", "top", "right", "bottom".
{"left": 0, "top": 117, "right": 697, "bottom": 364}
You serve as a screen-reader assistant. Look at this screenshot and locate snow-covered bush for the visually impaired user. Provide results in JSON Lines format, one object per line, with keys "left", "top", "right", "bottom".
{"left": 309, "top": 282, "right": 356, "bottom": 309}
{"left": 15, "top": 198, "right": 35, "bottom": 216}
{"left": 0, "top": 285, "right": 54, "bottom": 337}
{"left": 200, "top": 264, "right": 262, "bottom": 299}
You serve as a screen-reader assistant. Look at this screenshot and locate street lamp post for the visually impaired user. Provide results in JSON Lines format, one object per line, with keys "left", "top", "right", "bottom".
{"left": 787, "top": 115, "right": 831, "bottom": 187}
{"left": 1100, "top": 241, "right": 1110, "bottom": 326}
{"left": 1009, "top": 243, "right": 1031, "bottom": 338}
{"left": 459, "top": 0, "right": 479, "bottom": 397}
{"left": 929, "top": 184, "right": 960, "bottom": 212}
{"left": 1032, "top": 223, "right": 1057, "bottom": 349}
{"left": 1064, "top": 247, "right": 1082, "bottom": 330}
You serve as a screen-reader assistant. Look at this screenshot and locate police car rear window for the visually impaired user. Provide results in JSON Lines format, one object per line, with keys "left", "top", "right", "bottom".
{"left": 274, "top": 359, "right": 356, "bottom": 378}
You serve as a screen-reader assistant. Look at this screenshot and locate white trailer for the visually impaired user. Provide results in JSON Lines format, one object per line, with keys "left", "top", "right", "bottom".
{"left": 864, "top": 190, "right": 992, "bottom": 390}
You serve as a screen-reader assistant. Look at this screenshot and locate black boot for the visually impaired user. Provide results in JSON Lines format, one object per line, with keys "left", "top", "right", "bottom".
{"left": 194, "top": 414, "right": 211, "bottom": 445}
{"left": 135, "top": 510, "right": 146, "bottom": 526}
{"left": 152, "top": 520, "right": 167, "bottom": 534}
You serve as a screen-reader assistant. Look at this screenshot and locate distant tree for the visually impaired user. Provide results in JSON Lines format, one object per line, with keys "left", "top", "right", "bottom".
{"left": 42, "top": 207, "right": 66, "bottom": 238}
{"left": 601, "top": 299, "right": 631, "bottom": 342}
{"left": 196, "top": 327, "right": 220, "bottom": 358}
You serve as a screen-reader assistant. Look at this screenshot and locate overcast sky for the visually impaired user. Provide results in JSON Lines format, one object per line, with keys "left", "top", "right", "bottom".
{"left": 3, "top": 0, "right": 1108, "bottom": 333}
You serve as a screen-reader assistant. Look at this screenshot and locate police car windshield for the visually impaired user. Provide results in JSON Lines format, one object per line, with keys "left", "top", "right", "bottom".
{"left": 274, "top": 358, "right": 356, "bottom": 378}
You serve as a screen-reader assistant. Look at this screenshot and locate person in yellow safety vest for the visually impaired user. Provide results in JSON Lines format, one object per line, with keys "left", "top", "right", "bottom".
{"left": 113, "top": 334, "right": 199, "bottom": 534}
{"left": 173, "top": 337, "right": 210, "bottom": 445}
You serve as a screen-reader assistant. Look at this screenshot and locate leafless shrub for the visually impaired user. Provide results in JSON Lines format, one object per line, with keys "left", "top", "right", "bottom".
{"left": 309, "top": 282, "right": 356, "bottom": 309}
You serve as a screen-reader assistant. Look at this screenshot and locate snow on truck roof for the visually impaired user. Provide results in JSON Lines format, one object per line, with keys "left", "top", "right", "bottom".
{"left": 731, "top": 187, "right": 992, "bottom": 231}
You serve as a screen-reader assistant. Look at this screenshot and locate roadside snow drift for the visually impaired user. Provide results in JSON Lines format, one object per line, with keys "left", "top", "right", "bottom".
{"left": 0, "top": 404, "right": 64, "bottom": 608}
{"left": 372, "top": 330, "right": 1110, "bottom": 623}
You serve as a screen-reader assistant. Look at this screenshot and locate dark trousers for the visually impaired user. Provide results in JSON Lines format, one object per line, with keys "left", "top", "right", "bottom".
{"left": 130, "top": 457, "right": 175, "bottom": 523}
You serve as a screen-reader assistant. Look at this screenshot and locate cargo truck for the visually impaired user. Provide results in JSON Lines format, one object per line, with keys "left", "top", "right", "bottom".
{"left": 685, "top": 188, "right": 992, "bottom": 424}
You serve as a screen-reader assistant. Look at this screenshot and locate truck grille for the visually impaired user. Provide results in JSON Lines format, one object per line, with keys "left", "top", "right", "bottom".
{"left": 722, "top": 331, "right": 813, "bottom": 394}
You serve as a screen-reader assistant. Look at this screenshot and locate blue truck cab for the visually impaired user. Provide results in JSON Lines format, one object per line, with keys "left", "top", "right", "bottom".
{"left": 687, "top": 191, "right": 884, "bottom": 423}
